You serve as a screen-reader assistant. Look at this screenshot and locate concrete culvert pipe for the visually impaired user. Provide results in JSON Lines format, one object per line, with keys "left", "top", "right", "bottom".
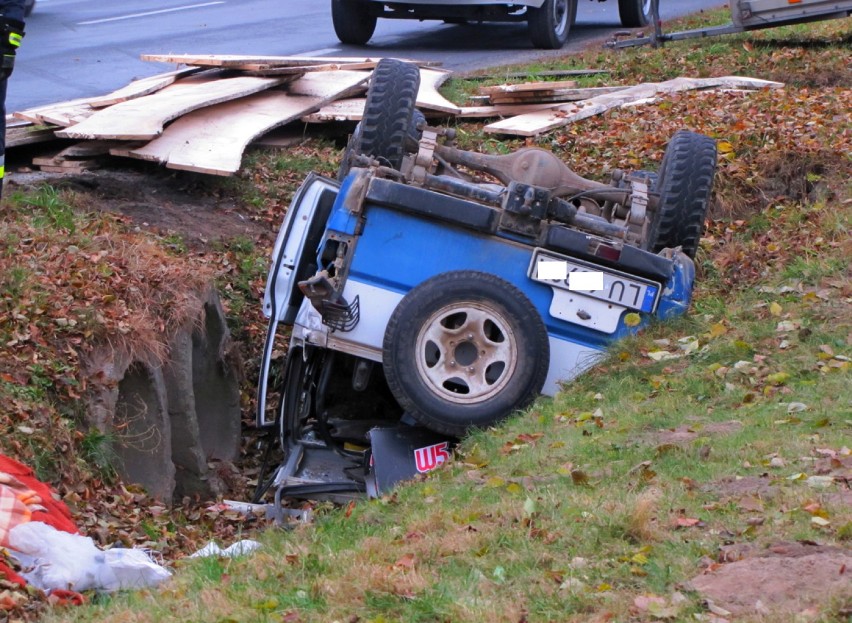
{"left": 113, "top": 362, "right": 175, "bottom": 502}
{"left": 85, "top": 287, "right": 241, "bottom": 503}
{"left": 190, "top": 291, "right": 241, "bottom": 463}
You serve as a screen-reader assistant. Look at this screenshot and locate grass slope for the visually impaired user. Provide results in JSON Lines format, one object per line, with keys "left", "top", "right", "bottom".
{"left": 25, "top": 8, "right": 852, "bottom": 623}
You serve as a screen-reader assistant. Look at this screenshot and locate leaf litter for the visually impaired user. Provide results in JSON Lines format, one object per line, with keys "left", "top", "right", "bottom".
{"left": 1, "top": 9, "right": 851, "bottom": 623}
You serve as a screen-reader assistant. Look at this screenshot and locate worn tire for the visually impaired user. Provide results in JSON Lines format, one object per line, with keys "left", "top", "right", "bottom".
{"left": 331, "top": 0, "right": 377, "bottom": 45}
{"left": 383, "top": 271, "right": 549, "bottom": 437}
{"left": 618, "top": 0, "right": 651, "bottom": 27}
{"left": 338, "top": 106, "right": 425, "bottom": 180}
{"left": 644, "top": 130, "right": 717, "bottom": 258}
{"left": 277, "top": 347, "right": 320, "bottom": 449}
{"left": 338, "top": 59, "right": 420, "bottom": 178}
{"left": 528, "top": 0, "right": 577, "bottom": 49}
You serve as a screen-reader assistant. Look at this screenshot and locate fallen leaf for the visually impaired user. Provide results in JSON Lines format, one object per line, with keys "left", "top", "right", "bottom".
{"left": 394, "top": 553, "right": 416, "bottom": 569}
{"left": 570, "top": 470, "right": 590, "bottom": 486}
{"left": 634, "top": 595, "right": 667, "bottom": 612}
{"left": 647, "top": 350, "right": 681, "bottom": 361}
{"left": 766, "top": 372, "right": 790, "bottom": 385}
{"left": 806, "top": 476, "right": 834, "bottom": 488}
{"left": 625, "top": 312, "right": 641, "bottom": 327}
{"left": 674, "top": 517, "right": 701, "bottom": 528}
{"left": 708, "top": 323, "right": 728, "bottom": 338}
{"left": 738, "top": 496, "right": 764, "bottom": 512}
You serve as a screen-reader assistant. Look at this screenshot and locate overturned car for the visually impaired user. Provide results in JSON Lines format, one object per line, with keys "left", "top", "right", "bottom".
{"left": 254, "top": 59, "right": 716, "bottom": 506}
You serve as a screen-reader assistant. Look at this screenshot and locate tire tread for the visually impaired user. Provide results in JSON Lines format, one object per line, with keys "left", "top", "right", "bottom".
{"left": 646, "top": 130, "right": 717, "bottom": 258}
{"left": 357, "top": 59, "right": 421, "bottom": 170}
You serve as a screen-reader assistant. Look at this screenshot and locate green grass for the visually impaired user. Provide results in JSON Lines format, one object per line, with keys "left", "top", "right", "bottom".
{"left": 17, "top": 6, "right": 852, "bottom": 623}
{"left": 50, "top": 245, "right": 851, "bottom": 622}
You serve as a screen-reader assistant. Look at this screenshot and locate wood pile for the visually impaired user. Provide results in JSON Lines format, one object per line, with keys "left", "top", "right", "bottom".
{"left": 7, "top": 53, "right": 783, "bottom": 177}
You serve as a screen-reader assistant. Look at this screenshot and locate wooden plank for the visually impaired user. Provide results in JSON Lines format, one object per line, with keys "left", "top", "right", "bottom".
{"left": 38, "top": 160, "right": 102, "bottom": 173}
{"left": 416, "top": 69, "right": 460, "bottom": 115}
{"left": 245, "top": 61, "right": 378, "bottom": 75}
{"left": 478, "top": 79, "right": 578, "bottom": 95}
{"left": 300, "top": 67, "right": 459, "bottom": 121}
{"left": 56, "top": 75, "right": 290, "bottom": 140}
{"left": 6, "top": 124, "right": 59, "bottom": 148}
{"left": 87, "top": 67, "right": 203, "bottom": 108}
{"left": 14, "top": 102, "right": 91, "bottom": 126}
{"left": 484, "top": 76, "right": 784, "bottom": 136}
{"left": 36, "top": 104, "right": 96, "bottom": 127}
{"left": 455, "top": 102, "right": 569, "bottom": 119}
{"left": 488, "top": 86, "right": 629, "bottom": 105}
{"left": 141, "top": 53, "right": 441, "bottom": 68}
{"left": 287, "top": 70, "right": 369, "bottom": 98}
{"left": 465, "top": 69, "right": 609, "bottom": 80}
{"left": 302, "top": 99, "right": 563, "bottom": 122}
{"left": 32, "top": 140, "right": 127, "bottom": 168}
{"left": 250, "top": 127, "right": 306, "bottom": 149}
{"left": 12, "top": 68, "right": 210, "bottom": 126}
{"left": 301, "top": 98, "right": 366, "bottom": 123}
{"left": 119, "top": 70, "right": 370, "bottom": 176}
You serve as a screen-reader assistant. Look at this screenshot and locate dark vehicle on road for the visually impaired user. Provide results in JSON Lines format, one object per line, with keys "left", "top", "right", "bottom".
{"left": 332, "top": 0, "right": 653, "bottom": 49}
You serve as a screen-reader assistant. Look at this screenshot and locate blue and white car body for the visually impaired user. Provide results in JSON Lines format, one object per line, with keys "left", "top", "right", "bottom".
{"left": 254, "top": 104, "right": 710, "bottom": 503}
{"left": 260, "top": 172, "right": 694, "bottom": 419}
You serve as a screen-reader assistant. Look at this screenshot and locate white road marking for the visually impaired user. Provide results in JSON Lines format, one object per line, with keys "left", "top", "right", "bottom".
{"left": 297, "top": 47, "right": 342, "bottom": 57}
{"left": 77, "top": 1, "right": 225, "bottom": 25}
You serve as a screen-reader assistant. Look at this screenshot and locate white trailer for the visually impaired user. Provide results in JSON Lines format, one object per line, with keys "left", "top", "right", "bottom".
{"left": 610, "top": 0, "right": 852, "bottom": 47}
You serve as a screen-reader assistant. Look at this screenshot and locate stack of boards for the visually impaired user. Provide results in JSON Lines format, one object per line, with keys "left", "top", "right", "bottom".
{"left": 10, "top": 55, "right": 455, "bottom": 177}
{"left": 8, "top": 53, "right": 782, "bottom": 177}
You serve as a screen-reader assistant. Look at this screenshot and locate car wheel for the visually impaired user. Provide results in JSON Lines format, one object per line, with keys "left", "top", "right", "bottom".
{"left": 277, "top": 347, "right": 320, "bottom": 449}
{"left": 383, "top": 271, "right": 549, "bottom": 437}
{"left": 331, "top": 0, "right": 378, "bottom": 45}
{"left": 643, "top": 130, "right": 717, "bottom": 258}
{"left": 337, "top": 59, "right": 421, "bottom": 178}
{"left": 528, "top": 0, "right": 577, "bottom": 50}
{"left": 618, "top": 0, "right": 652, "bottom": 27}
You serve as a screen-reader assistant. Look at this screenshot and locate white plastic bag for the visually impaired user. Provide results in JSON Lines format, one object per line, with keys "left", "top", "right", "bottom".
{"left": 188, "top": 539, "right": 262, "bottom": 558}
{"left": 8, "top": 521, "right": 171, "bottom": 592}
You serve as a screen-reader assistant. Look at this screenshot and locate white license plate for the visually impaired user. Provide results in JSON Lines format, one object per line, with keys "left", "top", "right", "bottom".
{"left": 529, "top": 250, "right": 660, "bottom": 313}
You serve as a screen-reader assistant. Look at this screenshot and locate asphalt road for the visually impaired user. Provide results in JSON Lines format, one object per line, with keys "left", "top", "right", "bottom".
{"left": 11, "top": 0, "right": 725, "bottom": 112}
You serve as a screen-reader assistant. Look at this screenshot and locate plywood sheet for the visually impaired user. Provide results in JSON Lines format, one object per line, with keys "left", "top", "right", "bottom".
{"left": 56, "top": 75, "right": 289, "bottom": 140}
{"left": 416, "top": 69, "right": 459, "bottom": 115}
{"left": 244, "top": 61, "right": 378, "bottom": 75}
{"left": 87, "top": 67, "right": 204, "bottom": 108}
{"left": 301, "top": 98, "right": 366, "bottom": 123}
{"left": 13, "top": 68, "right": 208, "bottom": 127}
{"left": 478, "top": 79, "right": 578, "bottom": 94}
{"left": 119, "top": 70, "right": 370, "bottom": 176}
{"left": 6, "top": 124, "right": 58, "bottom": 148}
{"left": 488, "top": 86, "right": 628, "bottom": 105}
{"left": 485, "top": 76, "right": 784, "bottom": 136}
{"left": 455, "top": 102, "right": 568, "bottom": 118}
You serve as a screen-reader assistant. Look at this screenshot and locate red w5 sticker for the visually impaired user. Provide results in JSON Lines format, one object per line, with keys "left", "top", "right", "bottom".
{"left": 414, "top": 442, "right": 449, "bottom": 473}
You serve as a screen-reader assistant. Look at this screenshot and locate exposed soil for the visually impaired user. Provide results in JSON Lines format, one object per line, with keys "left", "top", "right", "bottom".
{"left": 6, "top": 161, "right": 269, "bottom": 249}
{"left": 705, "top": 475, "right": 779, "bottom": 500}
{"left": 641, "top": 420, "right": 744, "bottom": 446}
{"left": 690, "top": 541, "right": 852, "bottom": 618}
